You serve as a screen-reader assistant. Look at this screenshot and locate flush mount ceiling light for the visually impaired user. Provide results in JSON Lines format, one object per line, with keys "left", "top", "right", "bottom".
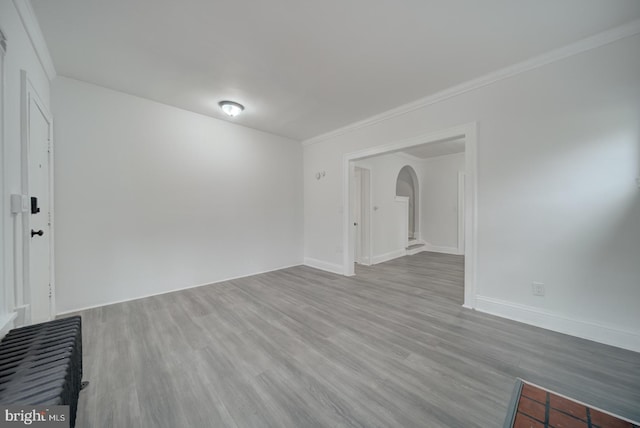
{"left": 218, "top": 101, "right": 244, "bottom": 117}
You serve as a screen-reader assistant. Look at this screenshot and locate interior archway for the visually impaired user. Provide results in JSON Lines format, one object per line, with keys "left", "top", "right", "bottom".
{"left": 396, "top": 165, "right": 419, "bottom": 240}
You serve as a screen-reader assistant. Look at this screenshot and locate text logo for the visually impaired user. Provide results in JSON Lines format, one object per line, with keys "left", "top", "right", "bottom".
{"left": 0, "top": 406, "right": 69, "bottom": 427}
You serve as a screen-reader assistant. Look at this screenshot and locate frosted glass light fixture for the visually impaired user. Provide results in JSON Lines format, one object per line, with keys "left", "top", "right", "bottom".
{"left": 219, "top": 101, "right": 244, "bottom": 117}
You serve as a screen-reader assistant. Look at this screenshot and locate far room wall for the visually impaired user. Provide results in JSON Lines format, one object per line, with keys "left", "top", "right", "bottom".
{"left": 52, "top": 77, "right": 304, "bottom": 313}
{"left": 354, "top": 152, "right": 465, "bottom": 263}
{"left": 420, "top": 152, "right": 465, "bottom": 253}
{"left": 303, "top": 34, "right": 640, "bottom": 351}
{"left": 354, "top": 154, "right": 422, "bottom": 262}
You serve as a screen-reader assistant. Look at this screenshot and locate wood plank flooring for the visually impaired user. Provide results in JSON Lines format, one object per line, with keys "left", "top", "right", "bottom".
{"left": 66, "top": 252, "right": 640, "bottom": 427}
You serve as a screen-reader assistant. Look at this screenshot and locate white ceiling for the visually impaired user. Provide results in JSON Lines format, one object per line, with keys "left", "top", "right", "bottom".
{"left": 31, "top": 0, "right": 640, "bottom": 141}
{"left": 400, "top": 138, "right": 465, "bottom": 159}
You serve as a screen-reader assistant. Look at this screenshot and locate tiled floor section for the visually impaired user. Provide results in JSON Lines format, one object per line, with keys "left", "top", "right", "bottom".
{"left": 514, "top": 382, "right": 640, "bottom": 428}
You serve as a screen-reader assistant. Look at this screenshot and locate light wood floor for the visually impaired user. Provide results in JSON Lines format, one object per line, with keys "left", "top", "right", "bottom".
{"left": 68, "top": 252, "right": 640, "bottom": 427}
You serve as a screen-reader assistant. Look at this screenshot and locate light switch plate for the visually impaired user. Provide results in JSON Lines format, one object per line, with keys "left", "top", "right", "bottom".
{"left": 10, "top": 194, "right": 29, "bottom": 213}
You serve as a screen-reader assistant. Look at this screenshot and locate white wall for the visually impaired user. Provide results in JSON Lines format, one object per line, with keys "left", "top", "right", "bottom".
{"left": 354, "top": 153, "right": 423, "bottom": 262}
{"left": 0, "top": 1, "right": 52, "bottom": 333}
{"left": 421, "top": 152, "right": 465, "bottom": 252}
{"left": 304, "top": 34, "right": 640, "bottom": 351}
{"left": 52, "top": 77, "right": 303, "bottom": 313}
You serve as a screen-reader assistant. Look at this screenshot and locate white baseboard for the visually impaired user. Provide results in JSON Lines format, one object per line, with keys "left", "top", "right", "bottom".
{"left": 356, "top": 256, "right": 371, "bottom": 266}
{"left": 475, "top": 295, "right": 640, "bottom": 353}
{"left": 372, "top": 249, "right": 406, "bottom": 264}
{"left": 0, "top": 312, "right": 17, "bottom": 339}
{"left": 303, "top": 257, "right": 344, "bottom": 275}
{"left": 406, "top": 242, "right": 427, "bottom": 256}
{"left": 13, "top": 304, "right": 29, "bottom": 326}
{"left": 56, "top": 262, "right": 303, "bottom": 316}
{"left": 425, "top": 243, "right": 463, "bottom": 255}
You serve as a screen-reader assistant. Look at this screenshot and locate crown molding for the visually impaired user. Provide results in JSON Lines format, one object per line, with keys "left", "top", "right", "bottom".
{"left": 12, "top": 0, "right": 56, "bottom": 81}
{"left": 302, "top": 19, "right": 640, "bottom": 147}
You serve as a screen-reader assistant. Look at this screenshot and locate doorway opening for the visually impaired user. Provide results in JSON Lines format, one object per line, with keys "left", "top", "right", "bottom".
{"left": 343, "top": 123, "right": 477, "bottom": 309}
{"left": 395, "top": 165, "right": 419, "bottom": 242}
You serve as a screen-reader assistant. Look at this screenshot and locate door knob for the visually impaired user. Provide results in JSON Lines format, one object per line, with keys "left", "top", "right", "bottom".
{"left": 31, "top": 229, "right": 44, "bottom": 237}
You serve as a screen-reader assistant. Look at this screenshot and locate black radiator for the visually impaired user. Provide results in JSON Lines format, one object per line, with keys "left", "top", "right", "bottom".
{"left": 0, "top": 316, "right": 83, "bottom": 427}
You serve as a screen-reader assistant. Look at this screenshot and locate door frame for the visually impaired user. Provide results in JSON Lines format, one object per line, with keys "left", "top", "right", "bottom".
{"left": 353, "top": 166, "right": 372, "bottom": 266}
{"left": 457, "top": 171, "right": 465, "bottom": 255}
{"left": 342, "top": 122, "right": 478, "bottom": 309}
{"left": 21, "top": 70, "right": 55, "bottom": 322}
{"left": 0, "top": 29, "right": 7, "bottom": 322}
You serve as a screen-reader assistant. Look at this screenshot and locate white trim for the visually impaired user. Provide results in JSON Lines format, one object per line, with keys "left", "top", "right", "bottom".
{"left": 457, "top": 171, "right": 465, "bottom": 255}
{"left": 424, "top": 244, "right": 461, "bottom": 255}
{"left": 0, "top": 312, "right": 16, "bottom": 339}
{"left": 463, "top": 124, "right": 478, "bottom": 308}
{"left": 48, "top": 119, "right": 56, "bottom": 319}
{"left": 20, "top": 70, "right": 55, "bottom": 323}
{"left": 342, "top": 123, "right": 478, "bottom": 309}
{"left": 302, "top": 19, "right": 640, "bottom": 146}
{"left": 475, "top": 295, "right": 640, "bottom": 353}
{"left": 0, "top": 28, "right": 7, "bottom": 320}
{"left": 353, "top": 165, "right": 372, "bottom": 267}
{"left": 405, "top": 243, "right": 426, "bottom": 256}
{"left": 303, "top": 257, "right": 344, "bottom": 275}
{"left": 343, "top": 127, "right": 465, "bottom": 164}
{"left": 365, "top": 166, "right": 373, "bottom": 267}
{"left": 358, "top": 256, "right": 371, "bottom": 265}
{"left": 371, "top": 249, "right": 406, "bottom": 265}
{"left": 12, "top": 1, "right": 56, "bottom": 81}
{"left": 57, "top": 263, "right": 303, "bottom": 315}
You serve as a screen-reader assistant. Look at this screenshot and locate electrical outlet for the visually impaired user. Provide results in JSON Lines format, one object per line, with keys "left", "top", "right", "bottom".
{"left": 532, "top": 282, "right": 545, "bottom": 296}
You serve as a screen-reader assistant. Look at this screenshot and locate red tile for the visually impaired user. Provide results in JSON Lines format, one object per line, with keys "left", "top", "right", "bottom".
{"left": 549, "top": 409, "right": 588, "bottom": 428}
{"left": 522, "top": 383, "right": 547, "bottom": 404}
{"left": 549, "top": 394, "right": 587, "bottom": 421}
{"left": 514, "top": 412, "right": 545, "bottom": 428}
{"left": 590, "top": 409, "right": 633, "bottom": 428}
{"left": 518, "top": 396, "right": 546, "bottom": 422}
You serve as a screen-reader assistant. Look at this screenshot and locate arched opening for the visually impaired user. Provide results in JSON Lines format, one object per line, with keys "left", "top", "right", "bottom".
{"left": 396, "top": 165, "right": 419, "bottom": 241}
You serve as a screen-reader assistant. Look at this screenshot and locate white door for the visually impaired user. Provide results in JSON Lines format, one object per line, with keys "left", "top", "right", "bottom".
{"left": 353, "top": 167, "right": 371, "bottom": 266}
{"left": 354, "top": 169, "right": 362, "bottom": 263}
{"left": 26, "top": 82, "right": 53, "bottom": 323}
